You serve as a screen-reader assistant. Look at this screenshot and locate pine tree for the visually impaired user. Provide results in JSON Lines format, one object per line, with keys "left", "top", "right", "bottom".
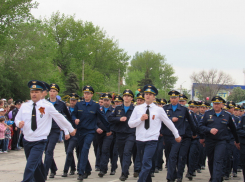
{"left": 137, "top": 69, "right": 153, "bottom": 90}
{"left": 64, "top": 72, "right": 79, "bottom": 94}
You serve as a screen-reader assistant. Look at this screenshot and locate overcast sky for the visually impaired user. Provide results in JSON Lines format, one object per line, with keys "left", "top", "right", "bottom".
{"left": 31, "top": 0, "right": 245, "bottom": 90}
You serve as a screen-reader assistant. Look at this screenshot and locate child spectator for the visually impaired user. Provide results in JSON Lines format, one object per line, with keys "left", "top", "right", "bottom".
{"left": 4, "top": 120, "right": 13, "bottom": 153}
{"left": 0, "top": 116, "right": 6, "bottom": 153}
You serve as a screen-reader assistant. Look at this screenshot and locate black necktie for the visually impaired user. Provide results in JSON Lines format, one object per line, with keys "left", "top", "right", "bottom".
{"left": 31, "top": 103, "right": 37, "bottom": 131}
{"left": 145, "top": 105, "right": 150, "bottom": 129}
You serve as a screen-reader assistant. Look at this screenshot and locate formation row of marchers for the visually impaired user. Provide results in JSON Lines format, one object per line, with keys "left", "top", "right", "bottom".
{"left": 14, "top": 80, "right": 245, "bottom": 182}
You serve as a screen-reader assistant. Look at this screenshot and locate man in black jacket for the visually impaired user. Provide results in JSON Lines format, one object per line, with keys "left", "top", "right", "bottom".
{"left": 109, "top": 89, "right": 135, "bottom": 181}
{"left": 11, "top": 99, "right": 22, "bottom": 150}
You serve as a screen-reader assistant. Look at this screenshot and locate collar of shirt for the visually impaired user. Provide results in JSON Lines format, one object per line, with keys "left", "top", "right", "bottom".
{"left": 48, "top": 98, "right": 59, "bottom": 105}
{"left": 211, "top": 109, "right": 224, "bottom": 117}
{"left": 82, "top": 99, "right": 93, "bottom": 105}
{"left": 168, "top": 103, "right": 181, "bottom": 110}
{"left": 30, "top": 99, "right": 42, "bottom": 107}
{"left": 103, "top": 105, "right": 113, "bottom": 111}
{"left": 122, "top": 103, "right": 134, "bottom": 111}
{"left": 142, "top": 102, "right": 155, "bottom": 108}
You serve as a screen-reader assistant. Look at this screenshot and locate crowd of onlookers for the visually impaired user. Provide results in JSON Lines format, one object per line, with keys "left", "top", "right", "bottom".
{"left": 0, "top": 98, "right": 25, "bottom": 153}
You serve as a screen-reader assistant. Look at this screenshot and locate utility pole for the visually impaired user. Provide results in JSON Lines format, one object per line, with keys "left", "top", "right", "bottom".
{"left": 82, "top": 60, "right": 84, "bottom": 88}
{"left": 118, "top": 68, "right": 120, "bottom": 94}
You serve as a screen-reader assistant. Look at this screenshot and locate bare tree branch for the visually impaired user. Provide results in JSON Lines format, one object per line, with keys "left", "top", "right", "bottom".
{"left": 190, "top": 69, "right": 234, "bottom": 101}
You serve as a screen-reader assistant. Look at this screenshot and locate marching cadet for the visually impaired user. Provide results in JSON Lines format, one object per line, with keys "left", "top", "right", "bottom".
{"left": 222, "top": 101, "right": 240, "bottom": 179}
{"left": 176, "top": 94, "right": 193, "bottom": 182}
{"left": 199, "top": 96, "right": 240, "bottom": 182}
{"left": 233, "top": 105, "right": 243, "bottom": 172}
{"left": 97, "top": 93, "right": 115, "bottom": 177}
{"left": 154, "top": 98, "right": 168, "bottom": 172}
{"left": 134, "top": 92, "right": 145, "bottom": 177}
{"left": 15, "top": 80, "right": 75, "bottom": 182}
{"left": 128, "top": 85, "right": 181, "bottom": 182}
{"left": 62, "top": 93, "right": 79, "bottom": 177}
{"left": 186, "top": 101, "right": 201, "bottom": 180}
{"left": 44, "top": 83, "right": 72, "bottom": 179}
{"left": 108, "top": 89, "right": 135, "bottom": 181}
{"left": 136, "top": 93, "right": 145, "bottom": 105}
{"left": 197, "top": 101, "right": 208, "bottom": 173}
{"left": 237, "top": 112, "right": 245, "bottom": 180}
{"left": 162, "top": 90, "right": 197, "bottom": 182}
{"left": 72, "top": 85, "right": 108, "bottom": 181}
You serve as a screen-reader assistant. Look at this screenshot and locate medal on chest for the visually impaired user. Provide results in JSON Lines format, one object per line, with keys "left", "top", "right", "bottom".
{"left": 39, "top": 107, "right": 45, "bottom": 118}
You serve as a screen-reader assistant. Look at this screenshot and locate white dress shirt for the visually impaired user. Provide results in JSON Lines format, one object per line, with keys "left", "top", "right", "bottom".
{"left": 128, "top": 103, "right": 179, "bottom": 141}
{"left": 15, "top": 99, "right": 74, "bottom": 142}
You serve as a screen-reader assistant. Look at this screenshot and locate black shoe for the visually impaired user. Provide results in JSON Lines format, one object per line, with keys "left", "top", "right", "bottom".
{"left": 77, "top": 174, "right": 83, "bottom": 181}
{"left": 233, "top": 173, "right": 237, "bottom": 177}
{"left": 201, "top": 166, "right": 205, "bottom": 170}
{"left": 110, "top": 171, "right": 116, "bottom": 175}
{"left": 192, "top": 171, "right": 196, "bottom": 176}
{"left": 197, "top": 169, "right": 201, "bottom": 173}
{"left": 83, "top": 172, "right": 91, "bottom": 179}
{"left": 133, "top": 172, "right": 139, "bottom": 178}
{"left": 62, "top": 172, "right": 68, "bottom": 177}
{"left": 151, "top": 173, "right": 155, "bottom": 177}
{"left": 49, "top": 172, "right": 56, "bottom": 178}
{"left": 155, "top": 168, "right": 159, "bottom": 173}
{"left": 98, "top": 171, "right": 106, "bottom": 177}
{"left": 167, "top": 180, "right": 175, "bottom": 182}
{"left": 177, "top": 178, "right": 182, "bottom": 182}
{"left": 119, "top": 174, "right": 127, "bottom": 181}
{"left": 237, "top": 169, "right": 242, "bottom": 172}
{"left": 186, "top": 173, "right": 193, "bottom": 181}
{"left": 159, "top": 168, "right": 162, "bottom": 171}
{"left": 95, "top": 167, "right": 100, "bottom": 171}
{"left": 70, "top": 170, "right": 75, "bottom": 175}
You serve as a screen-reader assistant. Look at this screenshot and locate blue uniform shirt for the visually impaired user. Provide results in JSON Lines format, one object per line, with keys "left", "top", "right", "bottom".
{"left": 72, "top": 99, "right": 108, "bottom": 132}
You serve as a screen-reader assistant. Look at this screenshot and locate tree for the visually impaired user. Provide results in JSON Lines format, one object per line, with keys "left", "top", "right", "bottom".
{"left": 43, "top": 12, "right": 130, "bottom": 94}
{"left": 64, "top": 72, "right": 79, "bottom": 95}
{"left": 126, "top": 50, "right": 177, "bottom": 92}
{"left": 190, "top": 69, "right": 234, "bottom": 101}
{"left": 0, "top": 20, "right": 61, "bottom": 100}
{"left": 227, "top": 87, "right": 245, "bottom": 103}
{"left": 0, "top": 0, "right": 38, "bottom": 47}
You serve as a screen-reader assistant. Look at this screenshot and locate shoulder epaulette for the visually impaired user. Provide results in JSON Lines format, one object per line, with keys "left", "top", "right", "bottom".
{"left": 224, "top": 111, "right": 232, "bottom": 115}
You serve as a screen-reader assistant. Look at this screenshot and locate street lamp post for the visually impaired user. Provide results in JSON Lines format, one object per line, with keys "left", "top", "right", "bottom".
{"left": 118, "top": 68, "right": 120, "bottom": 94}
{"left": 180, "top": 81, "right": 186, "bottom": 94}
{"left": 82, "top": 52, "right": 93, "bottom": 88}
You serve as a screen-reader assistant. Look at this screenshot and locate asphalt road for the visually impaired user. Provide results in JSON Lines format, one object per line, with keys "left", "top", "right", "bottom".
{"left": 0, "top": 142, "right": 243, "bottom": 182}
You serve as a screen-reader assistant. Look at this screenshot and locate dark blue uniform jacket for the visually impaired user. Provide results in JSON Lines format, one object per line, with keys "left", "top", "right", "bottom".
{"left": 108, "top": 104, "right": 135, "bottom": 134}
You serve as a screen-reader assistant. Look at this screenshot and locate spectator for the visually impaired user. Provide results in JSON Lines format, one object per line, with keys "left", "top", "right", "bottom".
{"left": 11, "top": 99, "right": 22, "bottom": 150}
{"left": 7, "top": 98, "right": 13, "bottom": 105}
{"left": 0, "top": 116, "right": 6, "bottom": 153}
{"left": 7, "top": 105, "right": 16, "bottom": 120}
{"left": 4, "top": 120, "right": 13, "bottom": 153}
{"left": 0, "top": 100, "right": 4, "bottom": 107}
